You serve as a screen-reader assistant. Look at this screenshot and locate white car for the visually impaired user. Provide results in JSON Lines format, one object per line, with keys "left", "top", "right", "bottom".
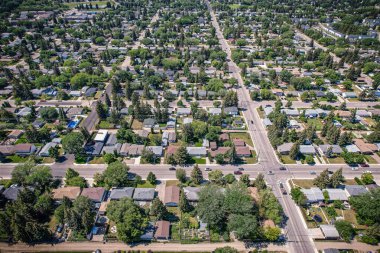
{"left": 351, "top": 167, "right": 359, "bottom": 171}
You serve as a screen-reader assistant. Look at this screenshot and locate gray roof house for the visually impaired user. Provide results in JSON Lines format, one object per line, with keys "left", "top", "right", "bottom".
{"left": 186, "top": 147, "right": 207, "bottom": 157}
{"left": 133, "top": 188, "right": 155, "bottom": 202}
{"left": 304, "top": 109, "right": 318, "bottom": 118}
{"left": 109, "top": 187, "right": 135, "bottom": 200}
{"left": 143, "top": 118, "right": 156, "bottom": 128}
{"left": 177, "top": 108, "right": 191, "bottom": 116}
{"left": 318, "top": 145, "right": 343, "bottom": 155}
{"left": 101, "top": 143, "right": 122, "bottom": 154}
{"left": 301, "top": 187, "right": 324, "bottom": 203}
{"left": 344, "top": 185, "right": 368, "bottom": 197}
{"left": 183, "top": 187, "right": 201, "bottom": 202}
{"left": 345, "top": 144, "right": 360, "bottom": 153}
{"left": 299, "top": 145, "right": 316, "bottom": 155}
{"left": 277, "top": 142, "right": 294, "bottom": 155}
{"left": 320, "top": 225, "right": 340, "bottom": 240}
{"left": 264, "top": 107, "right": 273, "bottom": 116}
{"left": 85, "top": 142, "right": 104, "bottom": 156}
{"left": 39, "top": 142, "right": 57, "bottom": 157}
{"left": 146, "top": 146, "right": 164, "bottom": 157}
{"left": 281, "top": 109, "right": 300, "bottom": 117}
{"left": 263, "top": 118, "right": 273, "bottom": 128}
{"left": 224, "top": 106, "right": 239, "bottom": 115}
{"left": 209, "top": 107, "right": 222, "bottom": 115}
{"left": 324, "top": 189, "right": 348, "bottom": 201}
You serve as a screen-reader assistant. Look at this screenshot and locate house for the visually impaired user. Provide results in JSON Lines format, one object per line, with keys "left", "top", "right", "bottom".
{"left": 143, "top": 118, "right": 156, "bottom": 129}
{"left": 353, "top": 139, "right": 378, "bottom": 154}
{"left": 183, "top": 118, "right": 193, "bottom": 125}
{"left": 183, "top": 187, "right": 200, "bottom": 203}
{"left": 101, "top": 143, "right": 122, "bottom": 154}
{"left": 109, "top": 187, "right": 135, "bottom": 200}
{"left": 85, "top": 87, "right": 97, "bottom": 97}
{"left": 186, "top": 147, "right": 207, "bottom": 157}
{"left": 345, "top": 144, "right": 360, "bottom": 153}
{"left": 224, "top": 106, "right": 239, "bottom": 115}
{"left": 209, "top": 107, "right": 222, "bottom": 115}
{"left": 67, "top": 107, "right": 84, "bottom": 117}
{"left": 233, "top": 138, "right": 245, "bottom": 147}
{"left": 288, "top": 119, "right": 301, "bottom": 129}
{"left": 154, "top": 220, "right": 170, "bottom": 240}
{"left": 277, "top": 142, "right": 294, "bottom": 155}
{"left": 163, "top": 186, "right": 180, "bottom": 207}
{"left": 324, "top": 189, "right": 348, "bottom": 201}
{"left": 263, "top": 118, "right": 273, "bottom": 128}
{"left": 318, "top": 145, "right": 343, "bottom": 156}
{"left": 52, "top": 187, "right": 82, "bottom": 201}
{"left": 133, "top": 188, "right": 155, "bottom": 203}
{"left": 210, "top": 141, "right": 217, "bottom": 151}
{"left": 342, "top": 92, "right": 357, "bottom": 98}
{"left": 146, "top": 146, "right": 163, "bottom": 157}
{"left": 272, "top": 88, "right": 284, "bottom": 96}
{"left": 356, "top": 110, "right": 372, "bottom": 118}
{"left": 94, "top": 130, "right": 108, "bottom": 142}
{"left": 301, "top": 187, "right": 324, "bottom": 203}
{"left": 219, "top": 133, "right": 229, "bottom": 142}
{"left": 105, "top": 134, "right": 117, "bottom": 146}
{"left": 8, "top": 130, "right": 23, "bottom": 139}
{"left": 14, "top": 144, "right": 37, "bottom": 156}
{"left": 304, "top": 109, "right": 318, "bottom": 118}
{"left": 282, "top": 109, "right": 300, "bottom": 117}
{"left": 0, "top": 145, "right": 16, "bottom": 156}
{"left": 335, "top": 110, "right": 351, "bottom": 119}
{"left": 2, "top": 186, "right": 30, "bottom": 201}
{"left": 39, "top": 142, "right": 58, "bottom": 157}
{"left": 236, "top": 146, "right": 251, "bottom": 157}
{"left": 120, "top": 144, "right": 144, "bottom": 157}
{"left": 264, "top": 107, "right": 273, "bottom": 116}
{"left": 85, "top": 142, "right": 104, "bottom": 156}
{"left": 177, "top": 108, "right": 191, "bottom": 116}
{"left": 344, "top": 185, "right": 368, "bottom": 197}
{"left": 320, "top": 225, "right": 340, "bottom": 240}
{"left": 81, "top": 187, "right": 106, "bottom": 203}
{"left": 299, "top": 145, "right": 316, "bottom": 155}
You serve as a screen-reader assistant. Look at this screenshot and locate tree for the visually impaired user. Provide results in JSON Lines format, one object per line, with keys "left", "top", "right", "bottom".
{"left": 208, "top": 170, "right": 225, "bottom": 185}
{"left": 66, "top": 196, "right": 95, "bottom": 236}
{"left": 259, "top": 189, "right": 283, "bottom": 224}
{"left": 179, "top": 190, "right": 191, "bottom": 213}
{"left": 227, "top": 214, "right": 259, "bottom": 240}
{"left": 141, "top": 148, "right": 156, "bottom": 164}
{"left": 223, "top": 90, "right": 238, "bottom": 107}
{"left": 253, "top": 173, "right": 266, "bottom": 190}
{"left": 264, "top": 227, "right": 281, "bottom": 241}
{"left": 62, "top": 132, "right": 84, "bottom": 154}
{"left": 65, "top": 168, "right": 87, "bottom": 188}
{"left": 176, "top": 168, "right": 187, "bottom": 183}
{"left": 49, "top": 145, "right": 59, "bottom": 161}
{"left": 349, "top": 188, "right": 380, "bottom": 225}
{"left": 103, "top": 153, "right": 116, "bottom": 164}
{"left": 147, "top": 172, "right": 157, "bottom": 185}
{"left": 330, "top": 168, "right": 344, "bottom": 188}
{"left": 190, "top": 164, "right": 203, "bottom": 185}
{"left": 224, "top": 173, "right": 236, "bottom": 184}
{"left": 335, "top": 220, "right": 355, "bottom": 242}
{"left": 107, "top": 198, "right": 148, "bottom": 243}
{"left": 95, "top": 161, "right": 130, "bottom": 189}
{"left": 197, "top": 184, "right": 226, "bottom": 228}
{"left": 214, "top": 246, "right": 239, "bottom": 253}
{"left": 361, "top": 172, "right": 374, "bottom": 185}
{"left": 11, "top": 162, "right": 52, "bottom": 190}
{"left": 96, "top": 101, "right": 107, "bottom": 119}
{"left": 289, "top": 142, "right": 300, "bottom": 160}
{"left": 313, "top": 169, "right": 330, "bottom": 189}
{"left": 239, "top": 174, "right": 250, "bottom": 186}
{"left": 40, "top": 107, "right": 58, "bottom": 122}
{"left": 224, "top": 182, "right": 253, "bottom": 215}
{"left": 290, "top": 187, "right": 307, "bottom": 206}
{"left": 174, "top": 146, "right": 190, "bottom": 166}
{"left": 149, "top": 198, "right": 168, "bottom": 220}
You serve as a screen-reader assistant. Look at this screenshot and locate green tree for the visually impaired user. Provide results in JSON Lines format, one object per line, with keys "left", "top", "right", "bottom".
{"left": 209, "top": 170, "right": 225, "bottom": 185}
{"left": 335, "top": 220, "right": 355, "bottom": 242}
{"left": 150, "top": 198, "right": 168, "bottom": 220}
{"left": 179, "top": 190, "right": 191, "bottom": 213}
{"left": 176, "top": 168, "right": 187, "bottom": 183}
{"left": 224, "top": 182, "right": 252, "bottom": 215}
{"left": 214, "top": 246, "right": 239, "bottom": 253}
{"left": 49, "top": 145, "right": 59, "bottom": 161}
{"left": 66, "top": 196, "right": 95, "bottom": 236}
{"left": 330, "top": 168, "right": 344, "bottom": 188}
{"left": 147, "top": 172, "right": 157, "bottom": 185}
{"left": 197, "top": 184, "right": 226, "bottom": 228}
{"left": 290, "top": 187, "right": 307, "bottom": 206}
{"left": 174, "top": 146, "right": 190, "bottom": 166}
{"left": 227, "top": 214, "right": 259, "bottom": 240}
{"left": 259, "top": 189, "right": 283, "bottom": 224}
{"left": 313, "top": 169, "right": 330, "bottom": 189}
{"left": 361, "top": 172, "right": 374, "bottom": 185}
{"left": 95, "top": 161, "right": 130, "bottom": 189}
{"left": 190, "top": 164, "right": 203, "bottom": 185}
{"left": 62, "top": 132, "right": 84, "bottom": 154}
{"left": 107, "top": 198, "right": 148, "bottom": 243}
{"left": 253, "top": 173, "right": 266, "bottom": 190}
{"left": 40, "top": 107, "right": 58, "bottom": 122}
{"left": 239, "top": 174, "right": 250, "bottom": 186}
{"left": 289, "top": 142, "right": 300, "bottom": 160}
{"left": 264, "top": 227, "right": 281, "bottom": 241}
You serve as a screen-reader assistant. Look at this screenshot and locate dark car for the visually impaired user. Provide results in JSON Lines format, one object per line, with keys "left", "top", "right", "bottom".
{"left": 238, "top": 167, "right": 244, "bottom": 171}
{"left": 279, "top": 166, "right": 286, "bottom": 171}
{"left": 251, "top": 120, "right": 254, "bottom": 124}
{"left": 234, "top": 170, "right": 243, "bottom": 175}
{"left": 360, "top": 163, "right": 369, "bottom": 167}
{"left": 313, "top": 215, "right": 323, "bottom": 223}
{"left": 169, "top": 167, "right": 176, "bottom": 171}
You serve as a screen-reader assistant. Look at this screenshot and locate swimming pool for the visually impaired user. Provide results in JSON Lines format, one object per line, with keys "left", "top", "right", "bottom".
{"left": 67, "top": 119, "right": 80, "bottom": 129}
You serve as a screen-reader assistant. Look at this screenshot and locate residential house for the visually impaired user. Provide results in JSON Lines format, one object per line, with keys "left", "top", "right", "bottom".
{"left": 81, "top": 187, "right": 106, "bottom": 203}
{"left": 324, "top": 189, "right": 348, "bottom": 201}
{"left": 143, "top": 118, "right": 156, "bottom": 129}
{"left": 263, "top": 118, "right": 273, "bottom": 128}
{"left": 146, "top": 146, "right": 164, "bottom": 157}
{"left": 120, "top": 144, "right": 144, "bottom": 157}
{"left": 301, "top": 187, "right": 324, "bottom": 203}
{"left": 183, "top": 187, "right": 200, "bottom": 203}
{"left": 318, "top": 145, "right": 343, "bottom": 156}
{"left": 320, "top": 225, "right": 340, "bottom": 240}
{"left": 85, "top": 142, "right": 104, "bottom": 156}
{"left": 282, "top": 109, "right": 300, "bottom": 117}
{"left": 133, "top": 188, "right": 155, "bottom": 204}
{"left": 177, "top": 108, "right": 191, "bottom": 116}
{"left": 14, "top": 144, "right": 37, "bottom": 156}
{"left": 163, "top": 186, "right": 180, "bottom": 207}
{"left": 52, "top": 187, "right": 82, "bottom": 201}
{"left": 236, "top": 146, "right": 251, "bottom": 157}
{"left": 299, "top": 145, "right": 316, "bottom": 155}
{"left": 94, "top": 130, "right": 108, "bottom": 142}
{"left": 224, "top": 106, "right": 239, "bottom": 116}
{"left": 344, "top": 185, "right": 368, "bottom": 197}
{"left": 345, "top": 144, "right": 360, "bottom": 153}
{"left": 2, "top": 185, "right": 29, "bottom": 201}
{"left": 109, "top": 187, "right": 135, "bottom": 200}
{"left": 186, "top": 147, "right": 207, "bottom": 157}
{"left": 209, "top": 107, "right": 222, "bottom": 115}
{"left": 304, "top": 109, "right": 318, "bottom": 118}
{"left": 277, "top": 142, "right": 294, "bottom": 155}
{"left": 8, "top": 130, "right": 23, "bottom": 139}
{"left": 354, "top": 139, "right": 378, "bottom": 154}
{"left": 39, "top": 142, "right": 58, "bottom": 157}
{"left": 101, "top": 143, "right": 122, "bottom": 154}
{"left": 154, "top": 220, "right": 170, "bottom": 240}
{"left": 342, "top": 92, "right": 357, "bottom": 98}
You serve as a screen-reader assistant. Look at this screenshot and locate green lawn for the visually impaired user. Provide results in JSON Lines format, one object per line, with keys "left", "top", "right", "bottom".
{"left": 229, "top": 132, "right": 253, "bottom": 147}
{"left": 137, "top": 180, "right": 155, "bottom": 188}
{"left": 291, "top": 179, "right": 314, "bottom": 189}
{"left": 327, "top": 156, "right": 346, "bottom": 164}
{"left": 98, "top": 121, "right": 115, "bottom": 129}
{"left": 166, "top": 180, "right": 179, "bottom": 187}
{"left": 306, "top": 118, "right": 323, "bottom": 131}
{"left": 4, "top": 155, "right": 30, "bottom": 163}
{"left": 192, "top": 157, "right": 206, "bottom": 164}
{"left": 256, "top": 108, "right": 265, "bottom": 119}
{"left": 280, "top": 155, "right": 296, "bottom": 164}
{"left": 88, "top": 157, "right": 104, "bottom": 164}
{"left": 131, "top": 119, "right": 143, "bottom": 130}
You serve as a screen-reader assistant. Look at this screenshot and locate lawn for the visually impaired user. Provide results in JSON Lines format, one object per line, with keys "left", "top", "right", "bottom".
{"left": 256, "top": 108, "right": 265, "bottom": 119}
{"left": 48, "top": 215, "right": 58, "bottom": 232}
{"left": 137, "top": 180, "right": 155, "bottom": 188}
{"left": 229, "top": 4, "right": 241, "bottom": 9}
{"left": 88, "top": 157, "right": 104, "bottom": 164}
{"left": 98, "top": 120, "right": 115, "bottom": 129}
{"left": 291, "top": 179, "right": 314, "bottom": 189}
{"left": 364, "top": 155, "right": 377, "bottom": 164}
{"left": 327, "top": 156, "right": 346, "bottom": 164}
{"left": 229, "top": 132, "right": 253, "bottom": 147}
{"left": 166, "top": 180, "right": 179, "bottom": 187}
{"left": 192, "top": 157, "right": 206, "bottom": 164}
{"left": 280, "top": 155, "right": 296, "bottom": 164}
{"left": 307, "top": 118, "right": 323, "bottom": 131}
{"left": 170, "top": 223, "right": 181, "bottom": 241}
{"left": 42, "top": 157, "right": 55, "bottom": 163}
{"left": 4, "top": 155, "right": 30, "bottom": 163}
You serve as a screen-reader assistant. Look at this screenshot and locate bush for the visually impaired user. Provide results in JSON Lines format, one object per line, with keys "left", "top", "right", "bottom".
{"left": 361, "top": 235, "right": 378, "bottom": 245}
{"left": 335, "top": 220, "right": 355, "bottom": 242}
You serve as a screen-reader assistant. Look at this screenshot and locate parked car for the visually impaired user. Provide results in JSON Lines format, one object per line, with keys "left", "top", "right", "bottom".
{"left": 169, "top": 167, "right": 176, "bottom": 171}
{"left": 309, "top": 171, "right": 316, "bottom": 175}
{"left": 234, "top": 170, "right": 243, "bottom": 175}
{"left": 279, "top": 166, "right": 286, "bottom": 171}
{"left": 267, "top": 170, "right": 274, "bottom": 175}
{"left": 359, "top": 163, "right": 369, "bottom": 167}
{"left": 351, "top": 167, "right": 359, "bottom": 171}
{"left": 205, "top": 167, "right": 212, "bottom": 171}
{"left": 238, "top": 167, "right": 244, "bottom": 171}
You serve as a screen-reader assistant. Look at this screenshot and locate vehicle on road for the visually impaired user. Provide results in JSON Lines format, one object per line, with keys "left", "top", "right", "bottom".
{"left": 309, "top": 171, "right": 316, "bottom": 175}
{"left": 279, "top": 166, "right": 286, "bottom": 171}
{"left": 251, "top": 120, "right": 254, "bottom": 124}
{"left": 351, "top": 167, "right": 359, "bottom": 171}
{"left": 360, "top": 163, "right": 369, "bottom": 167}
{"left": 267, "top": 170, "right": 274, "bottom": 175}
{"left": 234, "top": 170, "right": 243, "bottom": 175}
{"left": 238, "top": 167, "right": 244, "bottom": 171}
{"left": 205, "top": 167, "right": 212, "bottom": 171}
{"left": 278, "top": 182, "right": 287, "bottom": 195}
{"left": 169, "top": 167, "right": 176, "bottom": 171}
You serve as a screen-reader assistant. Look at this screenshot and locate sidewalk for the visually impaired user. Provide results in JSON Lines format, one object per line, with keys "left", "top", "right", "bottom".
{"left": 0, "top": 241, "right": 288, "bottom": 253}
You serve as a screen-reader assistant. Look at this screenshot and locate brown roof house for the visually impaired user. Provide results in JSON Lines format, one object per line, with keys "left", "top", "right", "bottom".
{"left": 52, "top": 187, "right": 82, "bottom": 201}
{"left": 233, "top": 138, "right": 245, "bottom": 147}
{"left": 0, "top": 145, "right": 15, "bottom": 156}
{"left": 81, "top": 187, "right": 106, "bottom": 203}
{"left": 163, "top": 186, "right": 180, "bottom": 207}
{"left": 14, "top": 143, "right": 37, "bottom": 156}
{"left": 236, "top": 146, "right": 251, "bottom": 157}
{"left": 154, "top": 220, "right": 170, "bottom": 240}
{"left": 353, "top": 139, "right": 378, "bottom": 154}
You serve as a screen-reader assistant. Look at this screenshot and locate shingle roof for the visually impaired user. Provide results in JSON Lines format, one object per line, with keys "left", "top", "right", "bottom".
{"left": 109, "top": 187, "right": 135, "bottom": 200}
{"left": 345, "top": 185, "right": 368, "bottom": 196}
{"left": 52, "top": 187, "right": 82, "bottom": 200}
{"left": 133, "top": 188, "right": 155, "bottom": 201}
{"left": 80, "top": 187, "right": 106, "bottom": 202}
